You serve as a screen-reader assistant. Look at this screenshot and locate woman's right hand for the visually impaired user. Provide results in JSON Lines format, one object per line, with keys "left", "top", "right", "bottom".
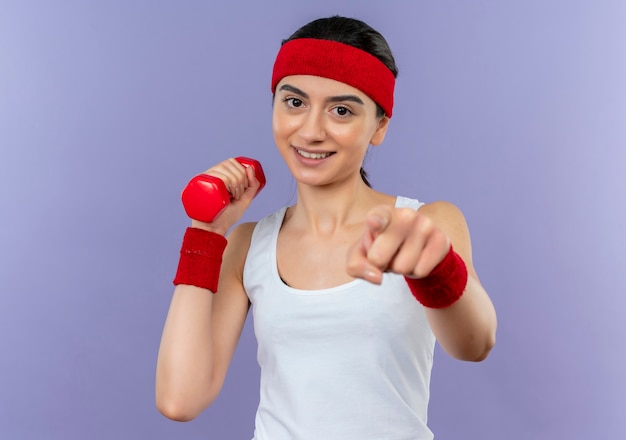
{"left": 189, "top": 157, "right": 262, "bottom": 235}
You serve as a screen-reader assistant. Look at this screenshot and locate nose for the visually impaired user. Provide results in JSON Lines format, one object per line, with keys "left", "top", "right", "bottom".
{"left": 297, "top": 108, "right": 326, "bottom": 144}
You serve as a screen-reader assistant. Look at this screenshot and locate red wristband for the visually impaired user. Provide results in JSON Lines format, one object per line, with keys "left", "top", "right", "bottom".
{"left": 404, "top": 245, "right": 468, "bottom": 308}
{"left": 173, "top": 227, "right": 228, "bottom": 293}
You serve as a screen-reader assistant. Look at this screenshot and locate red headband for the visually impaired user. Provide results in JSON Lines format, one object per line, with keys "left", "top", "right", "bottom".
{"left": 271, "top": 38, "right": 395, "bottom": 117}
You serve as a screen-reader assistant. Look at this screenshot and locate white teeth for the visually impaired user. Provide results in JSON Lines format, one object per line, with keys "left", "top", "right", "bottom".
{"left": 296, "top": 149, "right": 332, "bottom": 159}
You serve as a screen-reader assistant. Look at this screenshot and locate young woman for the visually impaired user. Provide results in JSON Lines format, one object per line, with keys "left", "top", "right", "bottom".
{"left": 156, "top": 16, "right": 497, "bottom": 440}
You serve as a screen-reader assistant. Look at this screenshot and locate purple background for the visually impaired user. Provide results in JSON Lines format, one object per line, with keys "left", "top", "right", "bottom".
{"left": 1, "top": 1, "right": 625, "bottom": 439}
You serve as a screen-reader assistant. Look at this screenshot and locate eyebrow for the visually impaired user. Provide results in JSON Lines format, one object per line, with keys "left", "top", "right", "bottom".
{"left": 278, "top": 84, "right": 365, "bottom": 106}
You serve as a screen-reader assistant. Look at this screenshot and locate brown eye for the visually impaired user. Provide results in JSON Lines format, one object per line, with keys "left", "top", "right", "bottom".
{"left": 333, "top": 106, "right": 352, "bottom": 117}
{"left": 286, "top": 98, "right": 303, "bottom": 108}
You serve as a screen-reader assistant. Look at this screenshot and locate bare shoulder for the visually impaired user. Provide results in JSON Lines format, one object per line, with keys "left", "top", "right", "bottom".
{"left": 419, "top": 200, "right": 474, "bottom": 265}
{"left": 418, "top": 200, "right": 467, "bottom": 228}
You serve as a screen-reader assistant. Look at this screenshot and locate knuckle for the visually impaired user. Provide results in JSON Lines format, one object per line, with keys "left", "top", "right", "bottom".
{"left": 392, "top": 257, "right": 414, "bottom": 276}
{"left": 433, "top": 229, "right": 449, "bottom": 247}
{"left": 412, "top": 266, "right": 430, "bottom": 278}
{"left": 346, "top": 258, "right": 365, "bottom": 276}
{"left": 395, "top": 208, "right": 415, "bottom": 225}
{"left": 415, "top": 214, "right": 433, "bottom": 234}
{"left": 345, "top": 263, "right": 358, "bottom": 276}
{"left": 366, "top": 245, "right": 389, "bottom": 267}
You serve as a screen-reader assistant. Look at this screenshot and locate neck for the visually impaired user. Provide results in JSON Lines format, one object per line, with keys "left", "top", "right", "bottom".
{"left": 286, "top": 177, "right": 387, "bottom": 236}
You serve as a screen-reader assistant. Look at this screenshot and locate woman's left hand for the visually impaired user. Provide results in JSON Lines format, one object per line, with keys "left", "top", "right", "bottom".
{"left": 346, "top": 205, "right": 450, "bottom": 284}
{"left": 347, "top": 202, "right": 497, "bottom": 361}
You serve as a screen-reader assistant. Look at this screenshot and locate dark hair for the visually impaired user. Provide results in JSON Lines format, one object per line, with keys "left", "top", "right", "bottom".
{"left": 283, "top": 16, "right": 398, "bottom": 188}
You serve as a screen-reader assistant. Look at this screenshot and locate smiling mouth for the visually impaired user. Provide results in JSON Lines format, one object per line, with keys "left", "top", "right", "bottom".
{"left": 295, "top": 148, "right": 334, "bottom": 159}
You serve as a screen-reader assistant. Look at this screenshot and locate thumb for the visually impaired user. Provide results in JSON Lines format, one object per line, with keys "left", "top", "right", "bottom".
{"left": 242, "top": 165, "right": 261, "bottom": 200}
{"left": 346, "top": 206, "right": 392, "bottom": 285}
{"left": 346, "top": 231, "right": 384, "bottom": 285}
{"left": 228, "top": 166, "right": 259, "bottom": 213}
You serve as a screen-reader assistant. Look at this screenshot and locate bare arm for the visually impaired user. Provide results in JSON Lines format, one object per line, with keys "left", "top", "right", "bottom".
{"left": 419, "top": 201, "right": 496, "bottom": 361}
{"left": 156, "top": 159, "right": 262, "bottom": 421}
{"left": 155, "top": 222, "right": 255, "bottom": 421}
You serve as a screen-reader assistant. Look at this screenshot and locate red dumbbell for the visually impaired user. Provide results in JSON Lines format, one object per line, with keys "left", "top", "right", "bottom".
{"left": 181, "top": 157, "right": 266, "bottom": 223}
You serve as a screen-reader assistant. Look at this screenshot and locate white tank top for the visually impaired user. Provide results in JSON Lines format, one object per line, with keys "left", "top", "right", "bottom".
{"left": 244, "top": 196, "right": 435, "bottom": 440}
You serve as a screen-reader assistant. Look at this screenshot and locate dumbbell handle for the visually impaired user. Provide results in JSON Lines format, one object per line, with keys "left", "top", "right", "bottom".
{"left": 181, "top": 157, "right": 266, "bottom": 223}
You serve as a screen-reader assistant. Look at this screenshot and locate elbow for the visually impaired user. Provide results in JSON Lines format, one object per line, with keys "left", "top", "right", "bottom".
{"left": 156, "top": 386, "right": 218, "bottom": 422}
{"left": 459, "top": 308, "right": 498, "bottom": 362}
{"left": 157, "top": 395, "right": 213, "bottom": 422}
{"left": 462, "top": 331, "right": 496, "bottom": 362}
{"left": 467, "top": 344, "right": 493, "bottom": 362}
{"left": 156, "top": 395, "right": 202, "bottom": 422}
{"left": 447, "top": 330, "right": 496, "bottom": 363}
{"left": 155, "top": 365, "right": 221, "bottom": 421}
{"left": 157, "top": 405, "right": 198, "bottom": 423}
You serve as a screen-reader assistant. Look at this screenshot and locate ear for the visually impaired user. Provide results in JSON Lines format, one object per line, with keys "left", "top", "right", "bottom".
{"left": 370, "top": 116, "right": 390, "bottom": 146}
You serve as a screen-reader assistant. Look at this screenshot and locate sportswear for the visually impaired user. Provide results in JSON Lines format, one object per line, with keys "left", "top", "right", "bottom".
{"left": 243, "top": 196, "right": 435, "bottom": 440}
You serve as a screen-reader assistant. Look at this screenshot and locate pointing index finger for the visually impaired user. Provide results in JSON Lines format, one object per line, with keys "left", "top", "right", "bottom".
{"left": 365, "top": 205, "right": 392, "bottom": 238}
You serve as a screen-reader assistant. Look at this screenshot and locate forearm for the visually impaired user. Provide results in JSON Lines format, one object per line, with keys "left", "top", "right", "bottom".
{"left": 156, "top": 284, "right": 217, "bottom": 420}
{"left": 425, "top": 275, "right": 497, "bottom": 361}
